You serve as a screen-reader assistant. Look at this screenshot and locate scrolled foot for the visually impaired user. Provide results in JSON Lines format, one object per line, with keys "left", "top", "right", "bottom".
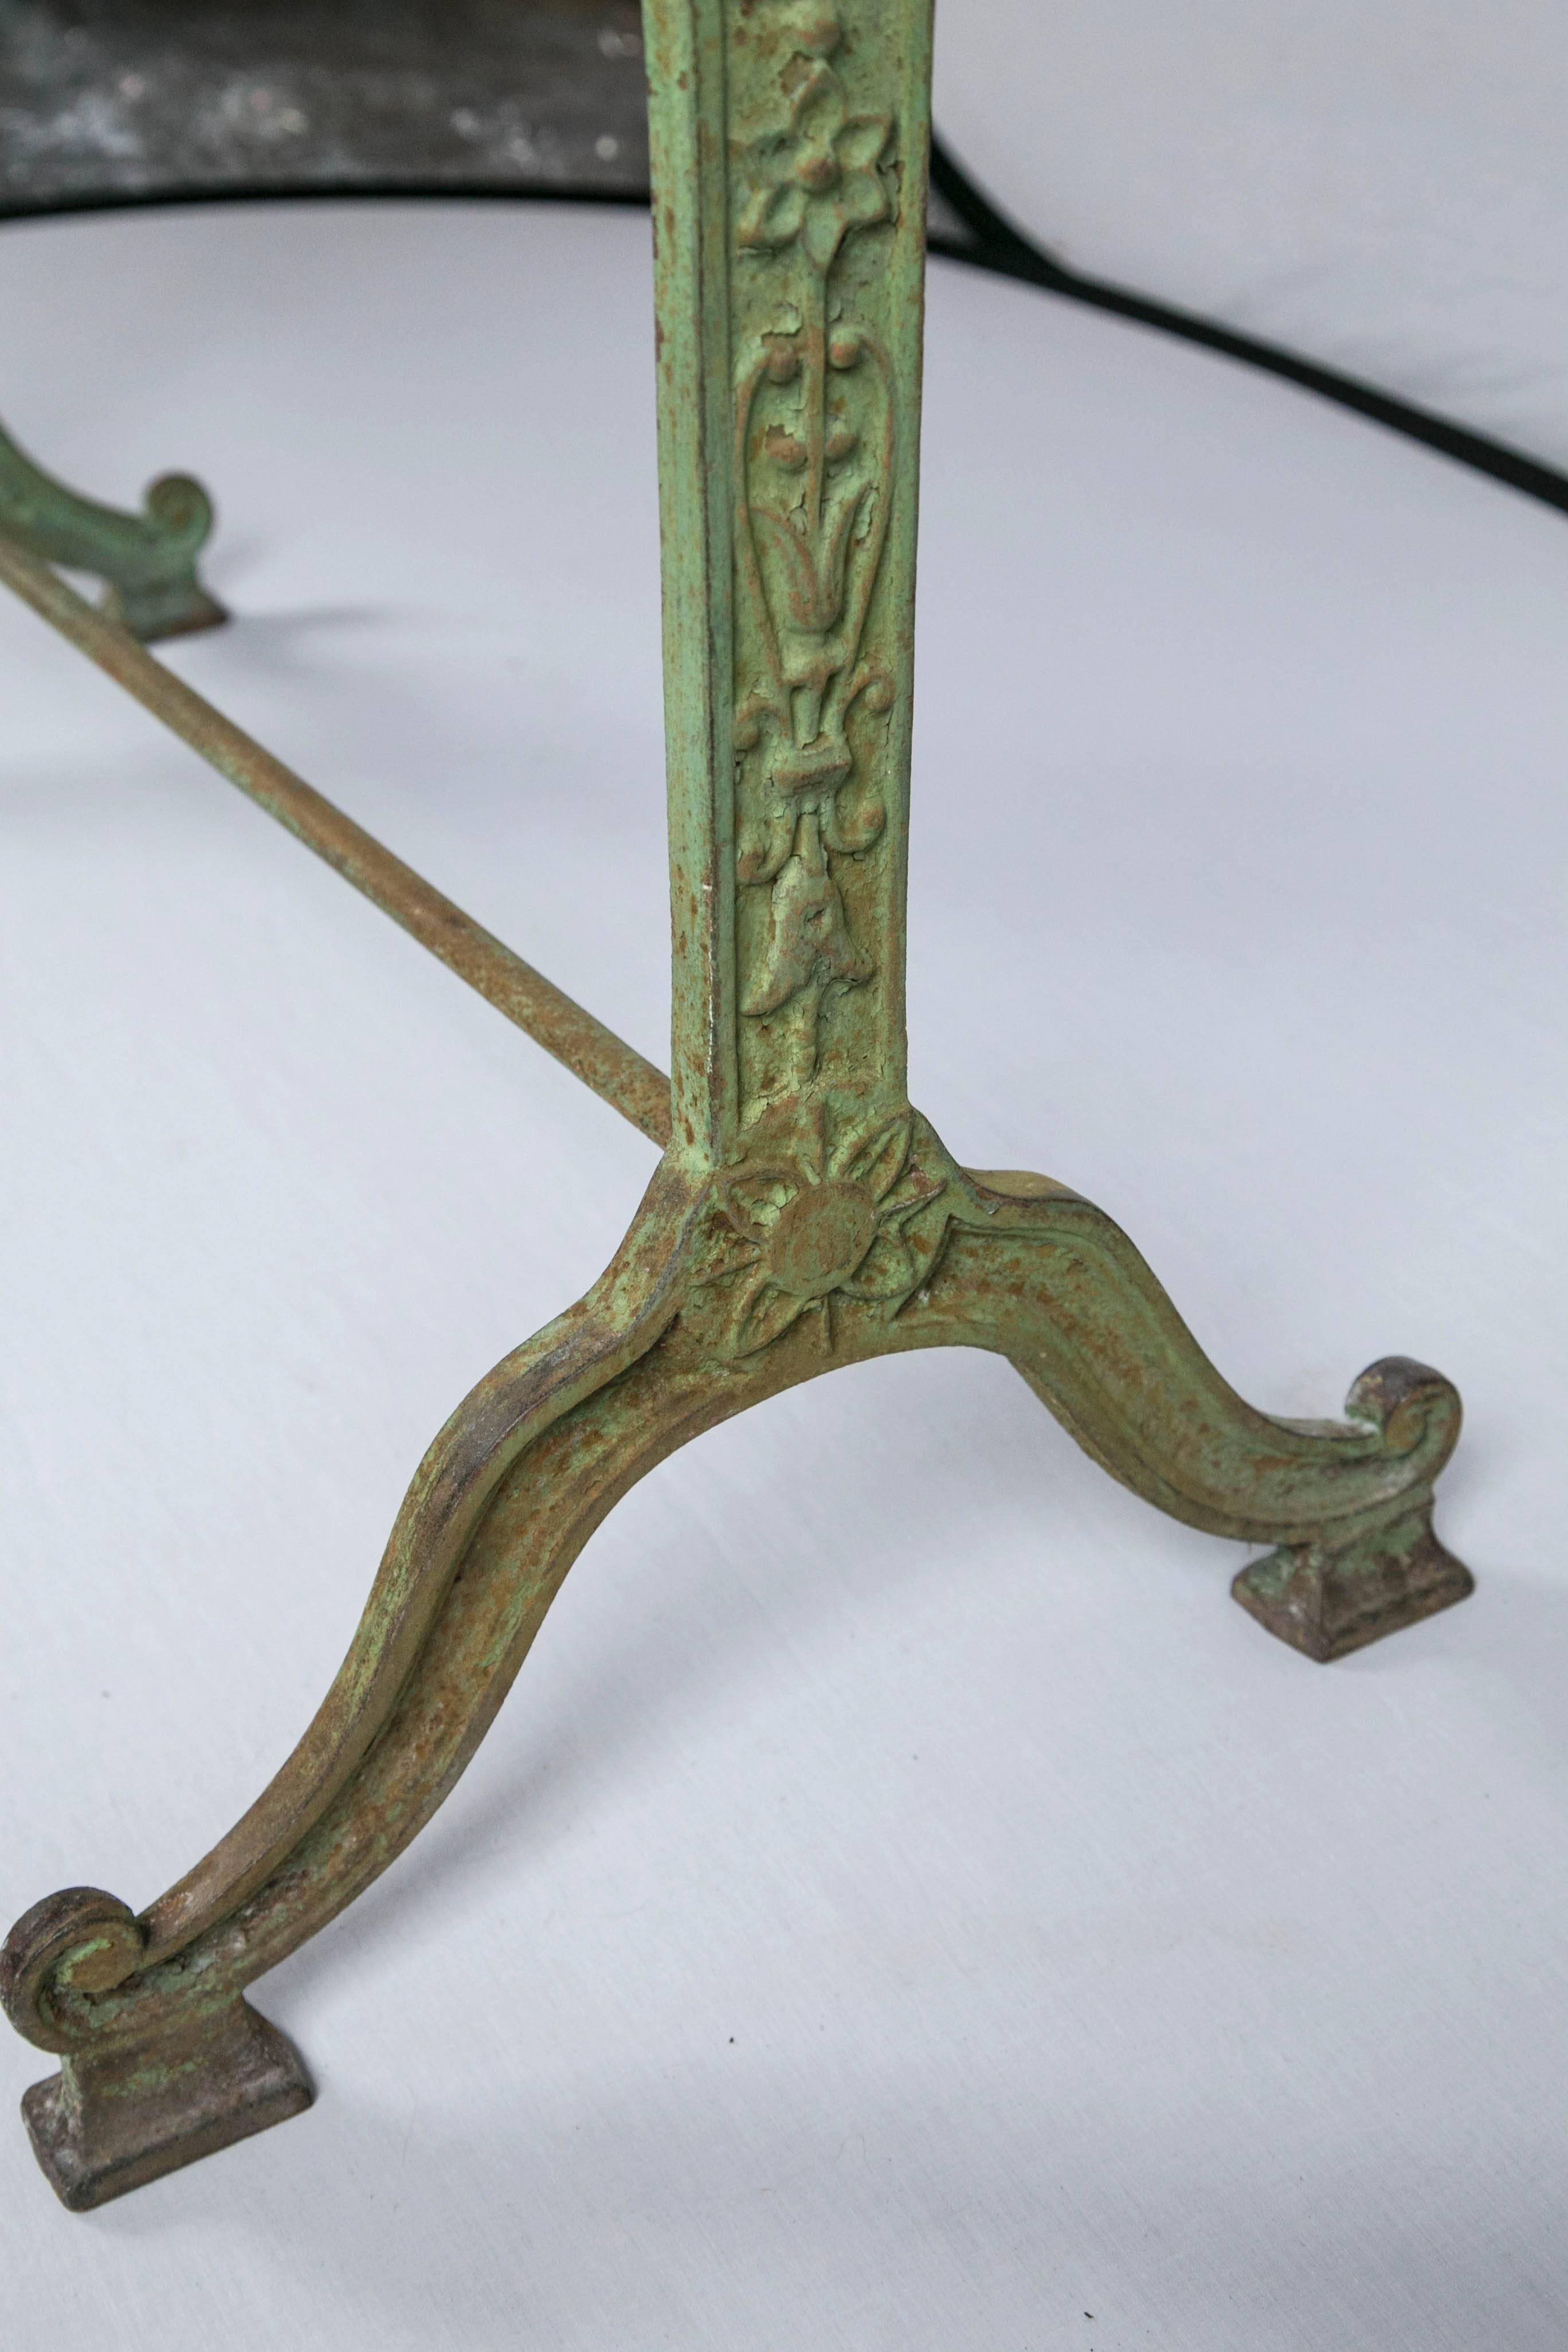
{"left": 1231, "top": 1358, "right": 1473, "bottom": 1661}
{"left": 0, "top": 1881, "right": 312, "bottom": 2209}
{"left": 906, "top": 1170, "right": 1473, "bottom": 1660}
{"left": 0, "top": 418, "right": 228, "bottom": 641}
{"left": 99, "top": 473, "right": 229, "bottom": 641}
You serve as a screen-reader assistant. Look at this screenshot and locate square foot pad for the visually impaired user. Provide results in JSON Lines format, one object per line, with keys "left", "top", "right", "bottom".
{"left": 1232, "top": 1510, "right": 1473, "bottom": 1663}
{"left": 22, "top": 1997, "right": 312, "bottom": 2211}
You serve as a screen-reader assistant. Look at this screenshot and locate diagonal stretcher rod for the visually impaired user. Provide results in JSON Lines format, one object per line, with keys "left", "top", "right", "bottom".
{"left": 0, "top": 536, "right": 673, "bottom": 1148}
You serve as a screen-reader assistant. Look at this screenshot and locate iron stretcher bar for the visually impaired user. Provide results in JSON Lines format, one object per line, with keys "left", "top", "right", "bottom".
{"left": 0, "top": 538, "right": 673, "bottom": 1148}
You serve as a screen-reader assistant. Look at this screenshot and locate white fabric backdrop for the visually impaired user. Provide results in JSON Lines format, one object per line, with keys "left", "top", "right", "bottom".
{"left": 935, "top": 0, "right": 1568, "bottom": 469}
{"left": 1, "top": 199, "right": 1566, "bottom": 2350}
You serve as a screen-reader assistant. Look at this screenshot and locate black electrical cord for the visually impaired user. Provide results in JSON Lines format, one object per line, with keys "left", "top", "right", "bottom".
{"left": 927, "top": 135, "right": 1568, "bottom": 521}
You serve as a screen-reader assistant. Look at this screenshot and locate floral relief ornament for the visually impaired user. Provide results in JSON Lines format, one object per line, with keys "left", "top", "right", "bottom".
{"left": 736, "top": 5, "right": 896, "bottom": 277}
{"left": 697, "top": 1109, "right": 949, "bottom": 1358}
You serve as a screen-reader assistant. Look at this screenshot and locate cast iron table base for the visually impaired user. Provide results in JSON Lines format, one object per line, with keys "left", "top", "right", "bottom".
{"left": 0, "top": 0, "right": 1472, "bottom": 2210}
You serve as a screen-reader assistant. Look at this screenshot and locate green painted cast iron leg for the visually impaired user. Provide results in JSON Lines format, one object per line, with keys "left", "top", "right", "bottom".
{"left": 0, "top": 0, "right": 1471, "bottom": 2208}
{"left": 0, "top": 414, "right": 225, "bottom": 641}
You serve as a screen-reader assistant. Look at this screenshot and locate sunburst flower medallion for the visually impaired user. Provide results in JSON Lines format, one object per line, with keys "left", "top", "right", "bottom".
{"left": 700, "top": 1107, "right": 949, "bottom": 1357}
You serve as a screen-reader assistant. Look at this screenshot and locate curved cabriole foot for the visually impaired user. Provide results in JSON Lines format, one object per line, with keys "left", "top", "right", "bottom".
{"left": 935, "top": 1164, "right": 1471, "bottom": 1659}
{"left": 0, "top": 417, "right": 226, "bottom": 642}
{"left": 1, "top": 1122, "right": 1472, "bottom": 2205}
{"left": 1, "top": 1162, "right": 724, "bottom": 2205}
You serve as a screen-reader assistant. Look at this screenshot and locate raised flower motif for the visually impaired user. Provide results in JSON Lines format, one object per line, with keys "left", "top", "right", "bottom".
{"left": 700, "top": 1109, "right": 947, "bottom": 1357}
{"left": 737, "top": 23, "right": 896, "bottom": 278}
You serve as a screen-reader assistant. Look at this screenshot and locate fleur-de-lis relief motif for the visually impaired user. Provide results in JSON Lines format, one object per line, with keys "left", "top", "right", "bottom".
{"left": 732, "top": 0, "right": 900, "bottom": 1068}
